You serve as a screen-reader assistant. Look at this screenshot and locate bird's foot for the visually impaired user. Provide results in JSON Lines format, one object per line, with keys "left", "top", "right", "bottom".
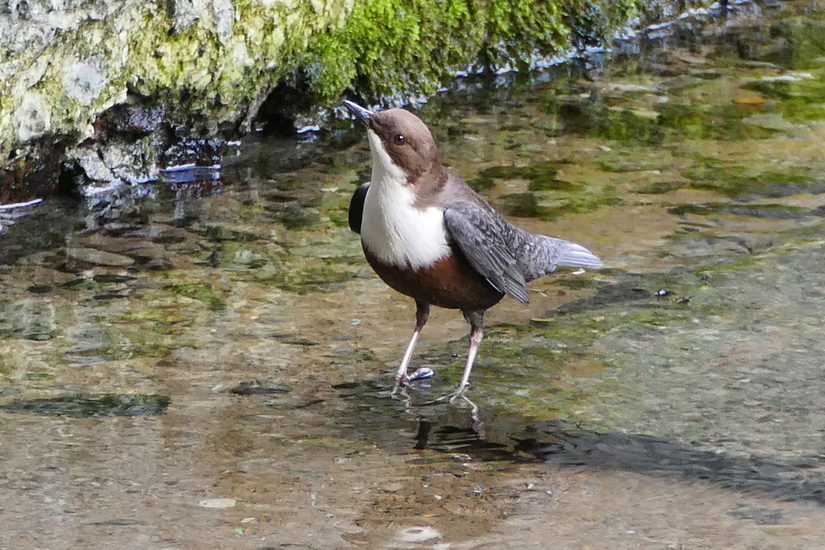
{"left": 391, "top": 377, "right": 407, "bottom": 396}
{"left": 448, "top": 387, "right": 467, "bottom": 404}
{"left": 434, "top": 383, "right": 469, "bottom": 404}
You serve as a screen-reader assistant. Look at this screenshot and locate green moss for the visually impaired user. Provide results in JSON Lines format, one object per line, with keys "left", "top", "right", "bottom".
{"left": 307, "top": 0, "right": 579, "bottom": 102}
{"left": 297, "top": 0, "right": 643, "bottom": 105}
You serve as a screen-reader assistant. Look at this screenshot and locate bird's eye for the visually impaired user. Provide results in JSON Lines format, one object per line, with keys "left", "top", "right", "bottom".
{"left": 393, "top": 134, "right": 406, "bottom": 145}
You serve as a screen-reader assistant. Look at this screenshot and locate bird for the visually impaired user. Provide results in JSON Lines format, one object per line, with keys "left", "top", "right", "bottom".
{"left": 343, "top": 99, "right": 602, "bottom": 399}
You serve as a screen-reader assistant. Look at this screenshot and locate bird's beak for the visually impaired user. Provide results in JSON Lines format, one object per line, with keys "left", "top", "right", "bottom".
{"left": 343, "top": 100, "right": 375, "bottom": 123}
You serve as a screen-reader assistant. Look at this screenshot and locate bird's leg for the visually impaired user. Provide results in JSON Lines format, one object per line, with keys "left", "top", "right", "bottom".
{"left": 393, "top": 301, "right": 430, "bottom": 392}
{"left": 450, "top": 310, "right": 485, "bottom": 402}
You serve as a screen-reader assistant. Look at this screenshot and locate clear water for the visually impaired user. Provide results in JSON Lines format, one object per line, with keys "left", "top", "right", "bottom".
{"left": 4, "top": 1, "right": 825, "bottom": 547}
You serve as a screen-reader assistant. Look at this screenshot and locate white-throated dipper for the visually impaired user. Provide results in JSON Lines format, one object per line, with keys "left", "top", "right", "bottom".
{"left": 343, "top": 99, "right": 602, "bottom": 398}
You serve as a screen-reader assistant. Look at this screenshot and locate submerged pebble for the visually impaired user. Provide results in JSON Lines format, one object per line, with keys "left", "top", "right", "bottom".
{"left": 198, "top": 498, "right": 237, "bottom": 509}
{"left": 65, "top": 247, "right": 135, "bottom": 267}
{"left": 226, "top": 380, "right": 292, "bottom": 395}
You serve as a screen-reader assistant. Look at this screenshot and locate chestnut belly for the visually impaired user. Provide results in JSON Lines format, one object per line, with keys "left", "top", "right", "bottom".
{"left": 364, "top": 247, "right": 504, "bottom": 311}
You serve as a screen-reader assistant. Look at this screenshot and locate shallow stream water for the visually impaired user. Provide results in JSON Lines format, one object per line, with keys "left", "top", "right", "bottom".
{"left": 5, "top": 1, "right": 825, "bottom": 548}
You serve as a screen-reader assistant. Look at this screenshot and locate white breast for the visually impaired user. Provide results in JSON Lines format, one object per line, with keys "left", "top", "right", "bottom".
{"left": 360, "top": 130, "right": 450, "bottom": 270}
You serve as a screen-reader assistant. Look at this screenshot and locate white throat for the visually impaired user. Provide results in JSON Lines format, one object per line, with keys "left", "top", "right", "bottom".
{"left": 360, "top": 130, "right": 450, "bottom": 269}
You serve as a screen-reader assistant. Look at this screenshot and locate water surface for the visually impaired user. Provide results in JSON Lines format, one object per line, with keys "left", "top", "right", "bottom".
{"left": 4, "top": 1, "right": 825, "bottom": 548}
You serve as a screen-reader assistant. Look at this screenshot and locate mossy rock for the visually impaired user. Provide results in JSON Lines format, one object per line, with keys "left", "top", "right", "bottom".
{"left": 1, "top": 0, "right": 687, "bottom": 200}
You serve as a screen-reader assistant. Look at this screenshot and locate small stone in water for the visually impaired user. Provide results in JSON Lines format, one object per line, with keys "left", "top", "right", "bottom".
{"left": 27, "top": 285, "right": 53, "bottom": 294}
{"left": 198, "top": 498, "right": 236, "bottom": 509}
{"left": 732, "top": 91, "right": 765, "bottom": 106}
{"left": 396, "top": 526, "right": 441, "bottom": 544}
{"left": 65, "top": 247, "right": 135, "bottom": 267}
{"left": 227, "top": 380, "right": 291, "bottom": 395}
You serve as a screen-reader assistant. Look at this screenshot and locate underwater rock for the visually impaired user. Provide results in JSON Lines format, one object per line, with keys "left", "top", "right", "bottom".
{"left": 65, "top": 247, "right": 136, "bottom": 267}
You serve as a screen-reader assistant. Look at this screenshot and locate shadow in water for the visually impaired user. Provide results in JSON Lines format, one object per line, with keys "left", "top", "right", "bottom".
{"left": 516, "top": 420, "right": 825, "bottom": 506}
{"left": 335, "top": 377, "right": 825, "bottom": 506}
{"left": 0, "top": 392, "right": 171, "bottom": 417}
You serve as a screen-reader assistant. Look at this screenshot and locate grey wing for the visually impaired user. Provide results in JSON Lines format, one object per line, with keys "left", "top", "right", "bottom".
{"left": 443, "top": 202, "right": 530, "bottom": 304}
{"left": 348, "top": 183, "right": 369, "bottom": 234}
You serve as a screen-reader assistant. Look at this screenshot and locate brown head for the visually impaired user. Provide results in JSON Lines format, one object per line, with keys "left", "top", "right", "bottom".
{"left": 343, "top": 100, "right": 447, "bottom": 191}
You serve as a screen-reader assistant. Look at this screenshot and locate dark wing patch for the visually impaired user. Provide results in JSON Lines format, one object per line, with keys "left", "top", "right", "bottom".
{"left": 444, "top": 203, "right": 529, "bottom": 304}
{"left": 348, "top": 184, "right": 369, "bottom": 234}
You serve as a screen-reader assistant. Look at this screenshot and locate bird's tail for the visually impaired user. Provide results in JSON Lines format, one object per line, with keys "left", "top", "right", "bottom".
{"left": 556, "top": 241, "right": 602, "bottom": 269}
{"left": 516, "top": 232, "right": 603, "bottom": 282}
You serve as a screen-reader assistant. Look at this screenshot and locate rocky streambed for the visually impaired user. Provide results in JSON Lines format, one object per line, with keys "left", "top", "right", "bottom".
{"left": 4, "top": 1, "right": 825, "bottom": 548}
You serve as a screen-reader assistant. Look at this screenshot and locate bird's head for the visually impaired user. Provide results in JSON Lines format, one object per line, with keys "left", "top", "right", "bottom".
{"left": 343, "top": 100, "right": 444, "bottom": 186}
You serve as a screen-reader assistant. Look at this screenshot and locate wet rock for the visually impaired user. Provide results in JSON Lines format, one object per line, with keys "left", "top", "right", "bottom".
{"left": 64, "top": 140, "right": 160, "bottom": 189}
{"left": 65, "top": 247, "right": 135, "bottom": 267}
{"left": 93, "top": 104, "right": 166, "bottom": 138}
{"left": 127, "top": 243, "right": 170, "bottom": 270}
{"left": 62, "top": 57, "right": 109, "bottom": 106}
{"left": 12, "top": 92, "right": 51, "bottom": 143}
{"left": 2, "top": 299, "right": 57, "bottom": 340}
{"left": 161, "top": 138, "right": 225, "bottom": 169}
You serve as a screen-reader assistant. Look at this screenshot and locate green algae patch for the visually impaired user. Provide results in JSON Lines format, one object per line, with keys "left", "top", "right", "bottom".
{"left": 0, "top": 393, "right": 171, "bottom": 417}
{"left": 166, "top": 282, "right": 227, "bottom": 312}
{"left": 101, "top": 326, "right": 180, "bottom": 359}
{"left": 682, "top": 158, "right": 820, "bottom": 197}
{"left": 468, "top": 162, "right": 575, "bottom": 192}
{"left": 497, "top": 191, "right": 622, "bottom": 220}
{"left": 668, "top": 202, "right": 810, "bottom": 219}
{"left": 267, "top": 258, "right": 359, "bottom": 294}
{"left": 119, "top": 308, "right": 193, "bottom": 335}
